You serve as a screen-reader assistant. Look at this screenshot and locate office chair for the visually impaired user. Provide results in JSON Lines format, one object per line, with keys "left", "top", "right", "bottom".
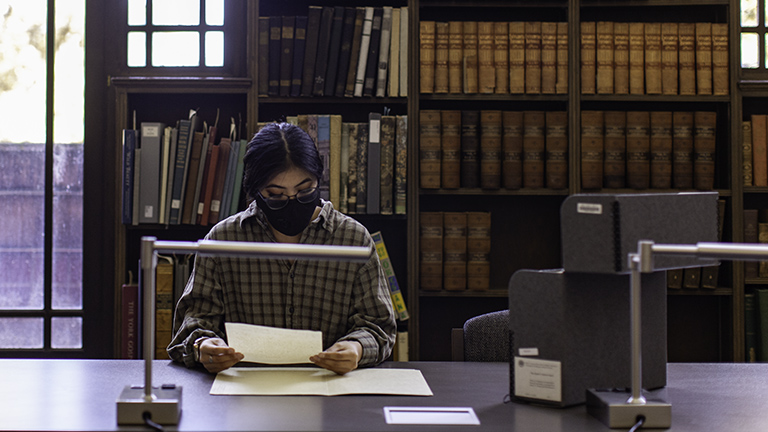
{"left": 451, "top": 309, "right": 511, "bottom": 362}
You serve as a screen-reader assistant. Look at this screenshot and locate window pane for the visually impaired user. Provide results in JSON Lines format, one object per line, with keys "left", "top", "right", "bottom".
{"left": 206, "top": 0, "right": 224, "bottom": 26}
{"left": 0, "top": 318, "right": 43, "bottom": 348}
{"left": 153, "top": 0, "right": 200, "bottom": 26}
{"left": 743, "top": 33, "right": 760, "bottom": 68}
{"left": 743, "top": 0, "right": 758, "bottom": 26}
{"left": 152, "top": 31, "right": 200, "bottom": 66}
{"left": 128, "top": 0, "right": 146, "bottom": 26}
{"left": 51, "top": 317, "right": 82, "bottom": 349}
{"left": 205, "top": 31, "right": 224, "bottom": 67}
{"left": 127, "top": 31, "right": 147, "bottom": 67}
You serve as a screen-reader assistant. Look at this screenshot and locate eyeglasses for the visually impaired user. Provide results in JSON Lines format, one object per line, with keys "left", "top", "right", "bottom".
{"left": 258, "top": 187, "right": 319, "bottom": 210}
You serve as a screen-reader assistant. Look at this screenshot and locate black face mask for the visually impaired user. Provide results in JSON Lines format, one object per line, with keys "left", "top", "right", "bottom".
{"left": 256, "top": 194, "right": 319, "bottom": 237}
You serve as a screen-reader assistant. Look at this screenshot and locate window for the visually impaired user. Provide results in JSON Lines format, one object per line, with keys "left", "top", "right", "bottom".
{"left": 0, "top": 1, "right": 85, "bottom": 353}
{"left": 742, "top": 0, "right": 767, "bottom": 74}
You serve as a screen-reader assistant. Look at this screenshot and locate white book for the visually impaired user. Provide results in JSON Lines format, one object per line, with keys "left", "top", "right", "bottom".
{"left": 375, "top": 6, "right": 392, "bottom": 97}
{"left": 354, "top": 7, "right": 374, "bottom": 97}
{"left": 399, "top": 6, "right": 408, "bottom": 97}
{"left": 388, "top": 8, "right": 401, "bottom": 97}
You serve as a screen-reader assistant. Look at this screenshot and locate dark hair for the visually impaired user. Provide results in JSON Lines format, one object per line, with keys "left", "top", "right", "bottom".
{"left": 242, "top": 122, "right": 323, "bottom": 200}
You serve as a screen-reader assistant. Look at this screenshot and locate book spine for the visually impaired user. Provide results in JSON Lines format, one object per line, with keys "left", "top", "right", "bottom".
{"left": 626, "top": 111, "right": 651, "bottom": 189}
{"left": 363, "top": 7, "right": 383, "bottom": 97}
{"left": 463, "top": 21, "right": 479, "bottom": 94}
{"left": 661, "top": 22, "right": 679, "bottom": 95}
{"left": 268, "top": 16, "right": 282, "bottom": 96}
{"left": 644, "top": 22, "right": 662, "bottom": 95}
{"left": 132, "top": 148, "right": 141, "bottom": 225}
{"left": 752, "top": 115, "right": 767, "bottom": 187}
{"left": 493, "top": 21, "right": 509, "bottom": 94}
{"left": 672, "top": 111, "right": 694, "bottom": 189}
{"left": 604, "top": 111, "right": 627, "bottom": 189}
{"left": 580, "top": 21, "right": 596, "bottom": 95}
{"left": 419, "top": 109, "right": 442, "bottom": 189}
{"left": 522, "top": 111, "right": 546, "bottom": 188}
{"left": 323, "top": 6, "right": 345, "bottom": 97}
{"left": 524, "top": 21, "right": 542, "bottom": 94}
{"left": 301, "top": 6, "right": 322, "bottom": 97}
{"left": 440, "top": 110, "right": 461, "bottom": 189}
{"left": 375, "top": 6, "right": 393, "bottom": 97}
{"left": 695, "top": 22, "right": 713, "bottom": 95}
{"left": 290, "top": 16, "right": 308, "bottom": 97}
{"left": 467, "top": 212, "right": 491, "bottom": 291}
{"left": 448, "top": 21, "right": 463, "bottom": 94}
{"left": 388, "top": 8, "right": 401, "bottom": 97}
{"left": 613, "top": 22, "right": 629, "bottom": 95}
{"left": 711, "top": 23, "right": 729, "bottom": 96}
{"left": 181, "top": 131, "right": 205, "bottom": 224}
{"left": 258, "top": 17, "right": 270, "bottom": 96}
{"left": 433, "top": 21, "right": 449, "bottom": 93}
{"left": 502, "top": 111, "right": 523, "bottom": 190}
{"left": 581, "top": 110, "right": 604, "bottom": 190}
{"left": 312, "top": 7, "right": 335, "bottom": 96}
{"left": 155, "top": 257, "right": 174, "bottom": 359}
{"left": 693, "top": 111, "right": 717, "bottom": 190}
{"left": 545, "top": 111, "right": 568, "bottom": 189}
{"left": 138, "top": 122, "right": 165, "bottom": 224}
{"left": 208, "top": 139, "right": 231, "bottom": 224}
{"left": 161, "top": 126, "right": 177, "bottom": 225}
{"left": 340, "top": 123, "right": 350, "bottom": 214}
{"left": 746, "top": 292, "right": 758, "bottom": 362}
{"left": 419, "top": 20, "right": 436, "bottom": 94}
{"left": 370, "top": 231, "right": 409, "bottom": 321}
{"left": 650, "top": 111, "right": 673, "bottom": 189}
{"left": 744, "top": 120, "right": 754, "bottom": 186}
{"left": 629, "top": 23, "right": 645, "bottom": 95}
{"left": 347, "top": 123, "right": 359, "bottom": 213}
{"left": 330, "top": 115, "right": 343, "bottom": 211}
{"left": 480, "top": 110, "right": 502, "bottom": 189}
{"left": 343, "top": 8, "right": 366, "bottom": 97}
{"left": 394, "top": 115, "right": 408, "bottom": 214}
{"left": 555, "top": 21, "right": 568, "bottom": 94}
{"left": 198, "top": 142, "right": 220, "bottom": 225}
{"left": 508, "top": 22, "right": 525, "bottom": 94}
{"left": 443, "top": 212, "right": 467, "bottom": 291}
{"left": 367, "top": 113, "right": 382, "bottom": 214}
{"left": 317, "top": 115, "right": 331, "bottom": 201}
{"left": 120, "top": 283, "right": 139, "bottom": 359}
{"left": 678, "top": 23, "right": 696, "bottom": 96}
{"left": 596, "top": 21, "right": 614, "bottom": 95}
{"left": 379, "top": 115, "right": 395, "bottom": 215}
{"left": 169, "top": 118, "right": 194, "bottom": 225}
{"left": 121, "top": 129, "right": 136, "bottom": 224}
{"left": 540, "top": 22, "right": 557, "bottom": 94}
{"left": 279, "top": 16, "right": 295, "bottom": 97}
{"left": 460, "top": 110, "right": 480, "bottom": 188}
{"left": 420, "top": 212, "right": 443, "bottom": 291}
{"left": 355, "top": 121, "right": 368, "bottom": 213}
{"left": 399, "top": 6, "right": 408, "bottom": 97}
{"left": 478, "top": 21, "right": 495, "bottom": 94}
{"left": 229, "top": 139, "right": 248, "bottom": 216}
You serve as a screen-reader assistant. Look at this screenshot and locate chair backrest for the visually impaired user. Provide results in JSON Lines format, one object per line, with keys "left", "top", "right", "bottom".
{"left": 458, "top": 309, "right": 511, "bottom": 362}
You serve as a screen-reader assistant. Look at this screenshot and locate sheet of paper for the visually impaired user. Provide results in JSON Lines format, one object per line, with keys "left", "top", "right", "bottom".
{"left": 384, "top": 407, "right": 480, "bottom": 425}
{"left": 224, "top": 322, "right": 322, "bottom": 365}
{"left": 211, "top": 367, "right": 433, "bottom": 396}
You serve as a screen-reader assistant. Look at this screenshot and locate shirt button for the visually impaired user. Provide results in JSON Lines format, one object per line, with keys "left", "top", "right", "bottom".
{"left": 289, "top": 306, "right": 295, "bottom": 314}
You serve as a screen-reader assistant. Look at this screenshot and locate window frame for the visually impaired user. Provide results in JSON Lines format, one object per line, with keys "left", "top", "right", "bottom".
{"left": 741, "top": 0, "right": 768, "bottom": 79}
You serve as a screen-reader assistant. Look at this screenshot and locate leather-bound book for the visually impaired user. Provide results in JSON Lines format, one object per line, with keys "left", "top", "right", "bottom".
{"left": 290, "top": 16, "right": 308, "bottom": 97}
{"left": 613, "top": 22, "right": 629, "bottom": 95}
{"left": 493, "top": 21, "right": 509, "bottom": 94}
{"left": 604, "top": 111, "right": 627, "bottom": 189}
{"left": 629, "top": 23, "right": 645, "bottom": 95}
{"left": 343, "top": 8, "right": 366, "bottom": 97}
{"left": 463, "top": 21, "right": 479, "bottom": 94}
{"left": 522, "top": 111, "right": 546, "bottom": 189}
{"left": 480, "top": 110, "right": 502, "bottom": 189}
{"left": 301, "top": 6, "right": 323, "bottom": 96}
{"left": 443, "top": 212, "right": 467, "bottom": 291}
{"left": 420, "top": 212, "right": 444, "bottom": 291}
{"left": 626, "top": 111, "right": 651, "bottom": 189}
{"left": 693, "top": 111, "right": 716, "bottom": 190}
{"left": 650, "top": 111, "right": 673, "bottom": 189}
{"left": 502, "top": 111, "right": 523, "bottom": 190}
{"left": 448, "top": 21, "right": 464, "bottom": 94}
{"left": 362, "top": 7, "right": 383, "bottom": 97}
{"left": 257, "top": 16, "right": 270, "bottom": 96}
{"left": 678, "top": 23, "right": 696, "bottom": 96}
{"left": 545, "top": 111, "right": 568, "bottom": 190}
{"left": 581, "top": 110, "right": 604, "bottom": 190}
{"left": 346, "top": 123, "right": 359, "bottom": 213}
{"left": 695, "top": 22, "right": 713, "bottom": 95}
{"left": 278, "top": 16, "right": 295, "bottom": 97}
{"left": 478, "top": 21, "right": 495, "bottom": 93}
{"left": 556, "top": 22, "right": 569, "bottom": 94}
{"left": 596, "top": 21, "right": 614, "bottom": 94}
{"left": 461, "top": 110, "right": 481, "bottom": 188}
{"left": 661, "top": 22, "right": 678, "bottom": 95}
{"left": 332, "top": 7, "right": 356, "bottom": 97}
{"left": 644, "top": 22, "right": 662, "bottom": 95}
{"left": 508, "top": 21, "right": 525, "bottom": 94}
{"left": 540, "top": 22, "right": 557, "bottom": 94}
{"left": 434, "top": 21, "right": 450, "bottom": 94}
{"left": 752, "top": 115, "right": 767, "bottom": 187}
{"left": 441, "top": 110, "right": 461, "bottom": 189}
{"left": 312, "top": 7, "right": 335, "bottom": 96}
{"left": 268, "top": 15, "right": 282, "bottom": 96}
{"left": 525, "top": 21, "right": 542, "bottom": 94}
{"left": 580, "top": 21, "right": 596, "bottom": 94}
{"left": 711, "top": 23, "right": 729, "bottom": 96}
{"left": 379, "top": 115, "right": 396, "bottom": 215}
{"left": 394, "top": 115, "right": 408, "bottom": 214}
{"left": 419, "top": 20, "right": 436, "bottom": 93}
{"left": 672, "top": 111, "right": 694, "bottom": 189}
{"left": 467, "top": 212, "right": 491, "bottom": 291}
{"left": 744, "top": 120, "right": 754, "bottom": 187}
{"left": 419, "top": 110, "right": 442, "bottom": 189}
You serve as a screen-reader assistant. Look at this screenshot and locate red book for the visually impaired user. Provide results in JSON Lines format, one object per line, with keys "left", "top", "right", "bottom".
{"left": 198, "top": 141, "right": 221, "bottom": 225}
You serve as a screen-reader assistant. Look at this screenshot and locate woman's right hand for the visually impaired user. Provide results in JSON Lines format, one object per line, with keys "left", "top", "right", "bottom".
{"left": 199, "top": 337, "right": 244, "bottom": 373}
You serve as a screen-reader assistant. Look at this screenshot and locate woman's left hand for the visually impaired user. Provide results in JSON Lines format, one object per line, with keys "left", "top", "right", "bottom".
{"left": 310, "top": 341, "right": 363, "bottom": 375}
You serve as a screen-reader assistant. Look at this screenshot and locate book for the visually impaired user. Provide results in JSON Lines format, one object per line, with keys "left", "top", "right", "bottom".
{"left": 419, "top": 20, "right": 436, "bottom": 93}
{"left": 289, "top": 16, "right": 308, "bottom": 97}
{"left": 419, "top": 110, "right": 441, "bottom": 189}
{"left": 693, "top": 111, "right": 716, "bottom": 190}
{"left": 629, "top": 23, "right": 645, "bottom": 95}
{"left": 388, "top": 8, "right": 401, "bottom": 97}
{"left": 367, "top": 112, "right": 382, "bottom": 214}
{"left": 354, "top": 7, "right": 375, "bottom": 97}
{"left": 711, "top": 23, "right": 728, "bottom": 96}
{"left": 138, "top": 122, "right": 165, "bottom": 224}
{"left": 493, "top": 21, "right": 509, "bottom": 94}
{"left": 467, "top": 212, "right": 491, "bottom": 291}
{"left": 268, "top": 15, "right": 281, "bottom": 96}
{"left": 155, "top": 255, "right": 174, "bottom": 359}
{"left": 279, "top": 15, "right": 295, "bottom": 97}
{"left": 301, "top": 6, "right": 322, "bottom": 97}
{"left": 672, "top": 111, "right": 694, "bottom": 189}
{"left": 399, "top": 6, "right": 408, "bottom": 97}
{"left": 313, "top": 6, "right": 335, "bottom": 96}
{"left": 678, "top": 23, "right": 696, "bottom": 96}
{"left": 661, "top": 22, "right": 678, "bottom": 95}
{"left": 370, "top": 231, "right": 409, "bottom": 321}
{"left": 355, "top": 121, "right": 369, "bottom": 214}
{"left": 158, "top": 125, "right": 173, "bottom": 224}
{"left": 626, "top": 111, "right": 651, "bottom": 189}
{"left": 522, "top": 111, "right": 546, "bottom": 189}
{"left": 180, "top": 130, "right": 205, "bottom": 224}
{"left": 440, "top": 110, "right": 461, "bottom": 189}
{"left": 169, "top": 112, "right": 198, "bottom": 225}
{"left": 478, "top": 21, "right": 495, "bottom": 94}
{"left": 347, "top": 123, "right": 359, "bottom": 213}
{"left": 443, "top": 212, "right": 467, "bottom": 291}
{"left": 463, "top": 21, "right": 479, "bottom": 94}
{"left": 229, "top": 138, "right": 248, "bottom": 216}
{"left": 363, "top": 7, "right": 383, "bottom": 97}
{"left": 580, "top": 21, "right": 596, "bottom": 94}
{"left": 193, "top": 123, "right": 216, "bottom": 224}
{"left": 198, "top": 139, "right": 221, "bottom": 225}
{"left": 746, "top": 292, "right": 758, "bottom": 362}
{"left": 340, "top": 122, "right": 350, "bottom": 214}
{"left": 540, "top": 22, "right": 557, "bottom": 94}
{"left": 555, "top": 21, "right": 568, "bottom": 94}
{"left": 745, "top": 209, "right": 759, "bottom": 279}
{"left": 394, "top": 115, "right": 408, "bottom": 214}
{"left": 545, "top": 111, "right": 568, "bottom": 190}
{"left": 448, "top": 21, "right": 463, "bottom": 94}
{"left": 744, "top": 120, "right": 754, "bottom": 186}
{"left": 613, "top": 22, "right": 629, "bottom": 95}
{"left": 524, "top": 21, "right": 542, "bottom": 94}
{"left": 219, "top": 137, "right": 240, "bottom": 221}
{"left": 644, "top": 22, "right": 662, "bottom": 95}
{"left": 379, "top": 115, "right": 395, "bottom": 215}
{"left": 132, "top": 147, "right": 141, "bottom": 226}
{"left": 257, "top": 16, "right": 270, "bottom": 96}
{"left": 604, "top": 111, "right": 627, "bottom": 189}
{"left": 208, "top": 137, "right": 231, "bottom": 224}
{"left": 434, "top": 21, "right": 449, "bottom": 94}
{"left": 121, "top": 128, "right": 137, "bottom": 224}
{"left": 581, "top": 110, "right": 604, "bottom": 190}
{"left": 649, "top": 111, "right": 673, "bottom": 189}
{"left": 375, "top": 6, "right": 393, "bottom": 98}
{"left": 752, "top": 114, "right": 767, "bottom": 187}
{"left": 756, "top": 289, "right": 768, "bottom": 360}
{"left": 502, "top": 111, "right": 523, "bottom": 190}
{"left": 330, "top": 115, "right": 342, "bottom": 210}
{"left": 508, "top": 21, "right": 525, "bottom": 94}
{"left": 343, "top": 7, "right": 366, "bottom": 97}
{"left": 323, "top": 6, "right": 345, "bottom": 97}
{"left": 120, "top": 279, "right": 139, "bottom": 359}
{"left": 461, "top": 110, "right": 481, "bottom": 188}
{"left": 480, "top": 110, "right": 502, "bottom": 189}
{"left": 317, "top": 115, "right": 331, "bottom": 201}
{"left": 420, "top": 212, "right": 443, "bottom": 291}
{"left": 596, "top": 21, "right": 614, "bottom": 94}
{"left": 696, "top": 22, "right": 713, "bottom": 95}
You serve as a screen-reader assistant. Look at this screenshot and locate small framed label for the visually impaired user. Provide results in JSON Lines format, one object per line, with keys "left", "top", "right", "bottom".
{"left": 576, "top": 202, "right": 603, "bottom": 215}
{"left": 514, "top": 356, "right": 562, "bottom": 402}
{"left": 518, "top": 347, "right": 539, "bottom": 356}
{"left": 384, "top": 407, "right": 480, "bottom": 425}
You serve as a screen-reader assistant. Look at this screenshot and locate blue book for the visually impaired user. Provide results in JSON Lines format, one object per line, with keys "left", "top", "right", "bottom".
{"left": 168, "top": 113, "right": 197, "bottom": 225}
{"left": 121, "top": 129, "right": 137, "bottom": 224}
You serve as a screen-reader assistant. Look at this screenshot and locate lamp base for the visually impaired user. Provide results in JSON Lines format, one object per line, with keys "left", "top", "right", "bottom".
{"left": 586, "top": 387, "right": 670, "bottom": 429}
{"left": 117, "top": 384, "right": 182, "bottom": 425}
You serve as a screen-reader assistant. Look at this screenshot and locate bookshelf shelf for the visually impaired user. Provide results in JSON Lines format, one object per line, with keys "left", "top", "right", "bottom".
{"left": 258, "top": 97, "right": 408, "bottom": 104}
{"left": 419, "top": 188, "right": 569, "bottom": 196}
{"left": 580, "top": 0, "right": 729, "bottom": 7}
{"left": 580, "top": 95, "right": 731, "bottom": 103}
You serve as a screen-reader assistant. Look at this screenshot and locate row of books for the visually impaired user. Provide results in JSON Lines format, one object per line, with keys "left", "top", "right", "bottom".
{"left": 742, "top": 115, "right": 768, "bottom": 187}
{"left": 580, "top": 110, "right": 717, "bottom": 191}
{"left": 259, "top": 6, "right": 409, "bottom": 99}
{"left": 419, "top": 110, "right": 568, "bottom": 191}
{"left": 581, "top": 21, "right": 728, "bottom": 96}
{"left": 419, "top": 212, "right": 491, "bottom": 292}
{"left": 419, "top": 21, "right": 568, "bottom": 95}
{"left": 744, "top": 209, "right": 768, "bottom": 280}
{"left": 283, "top": 113, "right": 408, "bottom": 215}
{"left": 121, "top": 111, "right": 247, "bottom": 226}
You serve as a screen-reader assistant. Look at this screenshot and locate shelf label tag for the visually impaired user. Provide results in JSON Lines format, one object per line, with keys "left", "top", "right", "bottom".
{"left": 576, "top": 202, "right": 603, "bottom": 215}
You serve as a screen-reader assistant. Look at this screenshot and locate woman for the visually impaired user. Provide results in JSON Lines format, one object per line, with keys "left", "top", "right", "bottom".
{"left": 167, "top": 122, "right": 396, "bottom": 374}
